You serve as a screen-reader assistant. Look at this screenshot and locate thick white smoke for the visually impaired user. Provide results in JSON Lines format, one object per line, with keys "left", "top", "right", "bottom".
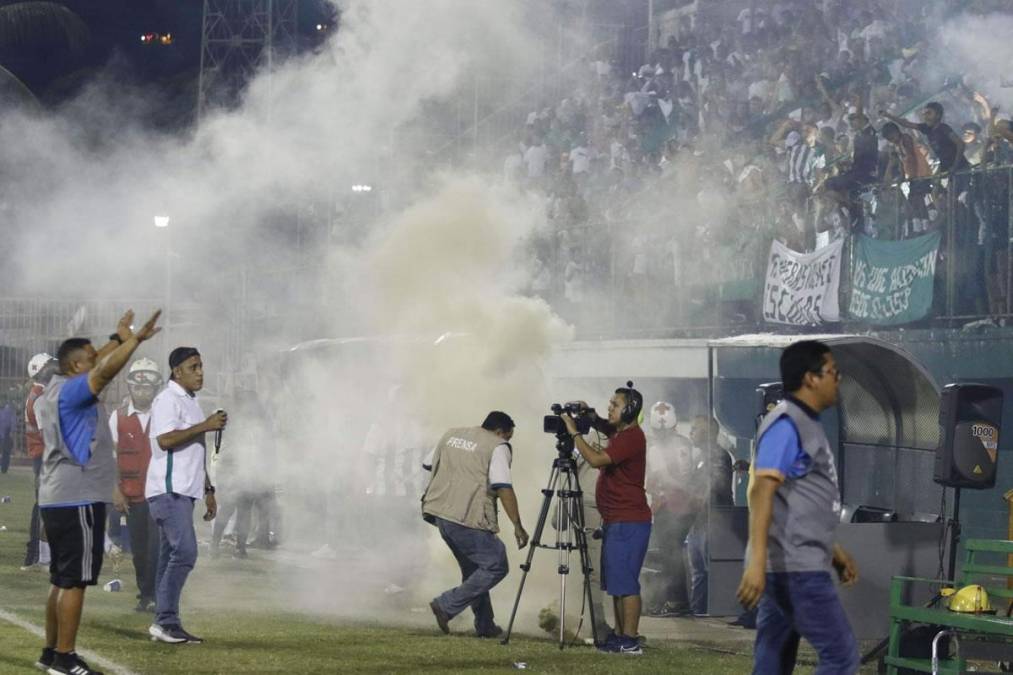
{"left": 1, "top": 0, "right": 603, "bottom": 634}
{"left": 936, "top": 13, "right": 1013, "bottom": 112}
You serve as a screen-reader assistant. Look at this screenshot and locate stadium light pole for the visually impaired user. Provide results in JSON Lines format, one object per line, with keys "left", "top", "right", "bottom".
{"left": 154, "top": 215, "right": 171, "bottom": 346}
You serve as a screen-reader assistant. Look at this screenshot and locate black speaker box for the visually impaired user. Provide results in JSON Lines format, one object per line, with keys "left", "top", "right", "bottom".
{"left": 934, "top": 383, "right": 1003, "bottom": 489}
{"left": 756, "top": 382, "right": 784, "bottom": 417}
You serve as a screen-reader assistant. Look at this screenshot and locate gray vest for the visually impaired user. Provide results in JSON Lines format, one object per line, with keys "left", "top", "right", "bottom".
{"left": 37, "top": 375, "right": 116, "bottom": 507}
{"left": 753, "top": 398, "right": 842, "bottom": 572}
{"left": 421, "top": 427, "right": 503, "bottom": 533}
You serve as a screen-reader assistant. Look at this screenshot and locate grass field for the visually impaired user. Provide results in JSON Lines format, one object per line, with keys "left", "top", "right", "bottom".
{"left": 0, "top": 465, "right": 758, "bottom": 674}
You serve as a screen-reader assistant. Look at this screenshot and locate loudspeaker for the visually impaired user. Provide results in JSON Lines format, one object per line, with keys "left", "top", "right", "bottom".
{"left": 934, "top": 383, "right": 1003, "bottom": 489}
{"left": 755, "top": 382, "right": 784, "bottom": 427}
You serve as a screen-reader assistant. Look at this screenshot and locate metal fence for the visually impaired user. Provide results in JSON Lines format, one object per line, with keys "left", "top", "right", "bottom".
{"left": 849, "top": 164, "right": 1013, "bottom": 321}
{"left": 523, "top": 163, "right": 1013, "bottom": 338}
{"left": 0, "top": 297, "right": 233, "bottom": 463}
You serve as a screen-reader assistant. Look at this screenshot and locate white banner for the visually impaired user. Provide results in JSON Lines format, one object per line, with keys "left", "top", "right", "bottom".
{"left": 762, "top": 239, "right": 844, "bottom": 325}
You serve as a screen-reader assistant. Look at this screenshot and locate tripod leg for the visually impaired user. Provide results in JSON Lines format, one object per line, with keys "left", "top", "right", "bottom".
{"left": 501, "top": 465, "right": 560, "bottom": 645}
{"left": 557, "top": 471, "right": 571, "bottom": 650}
{"left": 570, "top": 468, "right": 600, "bottom": 646}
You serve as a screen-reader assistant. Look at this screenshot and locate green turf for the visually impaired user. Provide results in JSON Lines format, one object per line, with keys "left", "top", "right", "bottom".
{"left": 0, "top": 465, "right": 758, "bottom": 673}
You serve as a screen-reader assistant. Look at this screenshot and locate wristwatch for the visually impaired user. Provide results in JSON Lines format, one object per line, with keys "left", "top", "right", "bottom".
{"left": 204, "top": 485, "right": 216, "bottom": 495}
{"left": 108, "top": 333, "right": 123, "bottom": 344}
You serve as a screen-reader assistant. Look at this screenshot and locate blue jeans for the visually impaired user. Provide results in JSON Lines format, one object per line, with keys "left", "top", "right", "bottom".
{"left": 433, "top": 518, "right": 508, "bottom": 635}
{"left": 148, "top": 493, "right": 198, "bottom": 628}
{"left": 753, "top": 571, "right": 859, "bottom": 675}
{"left": 686, "top": 523, "right": 708, "bottom": 615}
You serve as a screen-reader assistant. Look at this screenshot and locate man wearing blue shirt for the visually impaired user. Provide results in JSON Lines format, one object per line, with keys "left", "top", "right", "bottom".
{"left": 35, "top": 310, "right": 161, "bottom": 675}
{"left": 736, "top": 340, "right": 860, "bottom": 675}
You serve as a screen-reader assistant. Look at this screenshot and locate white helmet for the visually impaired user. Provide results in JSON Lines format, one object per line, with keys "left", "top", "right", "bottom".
{"left": 127, "top": 358, "right": 162, "bottom": 385}
{"left": 27, "top": 353, "right": 54, "bottom": 378}
{"left": 649, "top": 401, "right": 678, "bottom": 430}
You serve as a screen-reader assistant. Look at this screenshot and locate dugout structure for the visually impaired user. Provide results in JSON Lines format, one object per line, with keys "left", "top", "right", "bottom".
{"left": 707, "top": 334, "right": 946, "bottom": 640}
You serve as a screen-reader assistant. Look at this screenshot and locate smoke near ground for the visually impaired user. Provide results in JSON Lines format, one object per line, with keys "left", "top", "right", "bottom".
{"left": 8, "top": 0, "right": 1008, "bottom": 639}
{"left": 0, "top": 0, "right": 603, "bottom": 633}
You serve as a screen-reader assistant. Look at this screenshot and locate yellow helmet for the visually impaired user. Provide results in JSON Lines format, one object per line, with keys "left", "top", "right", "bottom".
{"left": 946, "top": 584, "right": 993, "bottom": 613}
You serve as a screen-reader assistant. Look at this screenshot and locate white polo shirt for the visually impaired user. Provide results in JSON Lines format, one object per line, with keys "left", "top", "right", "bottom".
{"left": 146, "top": 380, "right": 207, "bottom": 500}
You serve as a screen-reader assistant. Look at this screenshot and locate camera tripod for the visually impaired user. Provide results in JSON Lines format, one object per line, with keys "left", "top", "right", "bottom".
{"left": 501, "top": 438, "right": 600, "bottom": 650}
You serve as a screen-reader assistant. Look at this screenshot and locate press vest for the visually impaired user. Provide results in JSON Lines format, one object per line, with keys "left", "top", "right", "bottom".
{"left": 115, "top": 405, "right": 152, "bottom": 503}
{"left": 37, "top": 375, "right": 116, "bottom": 507}
{"left": 753, "top": 398, "right": 842, "bottom": 572}
{"left": 421, "top": 427, "right": 504, "bottom": 533}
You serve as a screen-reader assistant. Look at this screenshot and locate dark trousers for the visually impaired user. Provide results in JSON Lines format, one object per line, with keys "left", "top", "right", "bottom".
{"left": 23, "top": 456, "right": 43, "bottom": 566}
{"left": 687, "top": 522, "right": 708, "bottom": 615}
{"left": 126, "top": 500, "right": 160, "bottom": 602}
{"left": 212, "top": 491, "right": 256, "bottom": 550}
{"left": 433, "top": 517, "right": 508, "bottom": 635}
{"left": 648, "top": 511, "right": 693, "bottom": 610}
{"left": 0, "top": 437, "right": 11, "bottom": 473}
{"left": 753, "top": 571, "right": 859, "bottom": 675}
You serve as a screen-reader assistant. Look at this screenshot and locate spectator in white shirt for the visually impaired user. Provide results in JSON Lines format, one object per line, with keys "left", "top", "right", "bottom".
{"left": 145, "top": 347, "right": 227, "bottom": 645}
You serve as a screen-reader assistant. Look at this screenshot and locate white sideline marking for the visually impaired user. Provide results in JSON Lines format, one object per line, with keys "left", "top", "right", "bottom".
{"left": 0, "top": 607, "right": 140, "bottom": 675}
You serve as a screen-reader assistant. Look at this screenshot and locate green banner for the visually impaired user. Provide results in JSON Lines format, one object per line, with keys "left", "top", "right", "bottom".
{"left": 849, "top": 231, "right": 941, "bottom": 325}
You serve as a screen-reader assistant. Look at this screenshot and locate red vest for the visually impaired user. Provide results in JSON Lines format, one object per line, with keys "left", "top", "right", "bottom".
{"left": 24, "top": 383, "right": 45, "bottom": 459}
{"left": 116, "top": 405, "right": 152, "bottom": 503}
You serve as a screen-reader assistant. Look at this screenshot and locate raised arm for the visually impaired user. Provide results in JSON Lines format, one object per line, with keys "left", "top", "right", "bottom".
{"left": 87, "top": 310, "right": 161, "bottom": 396}
{"left": 879, "top": 109, "right": 918, "bottom": 130}
{"left": 815, "top": 75, "right": 843, "bottom": 117}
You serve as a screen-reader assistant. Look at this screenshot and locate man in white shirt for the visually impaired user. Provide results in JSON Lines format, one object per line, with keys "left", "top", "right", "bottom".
{"left": 146, "top": 347, "right": 227, "bottom": 645}
{"left": 524, "top": 140, "right": 549, "bottom": 180}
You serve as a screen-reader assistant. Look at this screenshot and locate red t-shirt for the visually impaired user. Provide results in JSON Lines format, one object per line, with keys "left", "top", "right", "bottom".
{"left": 596, "top": 425, "right": 652, "bottom": 524}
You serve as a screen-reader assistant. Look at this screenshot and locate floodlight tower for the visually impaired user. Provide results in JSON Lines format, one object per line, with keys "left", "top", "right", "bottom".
{"left": 196, "top": 0, "right": 299, "bottom": 123}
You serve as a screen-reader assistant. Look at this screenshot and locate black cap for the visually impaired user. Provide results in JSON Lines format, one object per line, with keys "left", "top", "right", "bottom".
{"left": 168, "top": 346, "right": 200, "bottom": 370}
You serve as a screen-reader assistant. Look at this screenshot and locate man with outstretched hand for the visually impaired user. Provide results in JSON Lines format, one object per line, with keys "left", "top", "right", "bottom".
{"left": 35, "top": 309, "right": 162, "bottom": 675}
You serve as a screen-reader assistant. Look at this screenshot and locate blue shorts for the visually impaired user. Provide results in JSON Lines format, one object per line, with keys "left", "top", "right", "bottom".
{"left": 600, "top": 521, "right": 651, "bottom": 597}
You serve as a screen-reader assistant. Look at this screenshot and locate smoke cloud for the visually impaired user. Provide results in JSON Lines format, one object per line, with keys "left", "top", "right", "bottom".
{"left": 0, "top": 0, "right": 608, "bottom": 634}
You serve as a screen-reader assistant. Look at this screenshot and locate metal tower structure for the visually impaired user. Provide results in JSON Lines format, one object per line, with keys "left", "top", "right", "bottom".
{"left": 197, "top": 0, "right": 298, "bottom": 123}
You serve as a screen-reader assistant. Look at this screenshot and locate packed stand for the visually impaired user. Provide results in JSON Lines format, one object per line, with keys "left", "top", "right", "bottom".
{"left": 507, "top": 0, "right": 1013, "bottom": 329}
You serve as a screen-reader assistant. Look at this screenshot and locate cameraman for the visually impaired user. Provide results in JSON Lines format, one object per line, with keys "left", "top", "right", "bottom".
{"left": 422, "top": 411, "right": 528, "bottom": 638}
{"left": 562, "top": 383, "right": 650, "bottom": 656}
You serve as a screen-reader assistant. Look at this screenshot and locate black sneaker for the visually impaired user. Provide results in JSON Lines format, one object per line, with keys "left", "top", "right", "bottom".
{"left": 429, "top": 600, "right": 450, "bottom": 634}
{"left": 35, "top": 647, "right": 55, "bottom": 671}
{"left": 148, "top": 623, "right": 188, "bottom": 644}
{"left": 47, "top": 651, "right": 104, "bottom": 675}
{"left": 475, "top": 624, "right": 503, "bottom": 638}
{"left": 178, "top": 627, "right": 204, "bottom": 644}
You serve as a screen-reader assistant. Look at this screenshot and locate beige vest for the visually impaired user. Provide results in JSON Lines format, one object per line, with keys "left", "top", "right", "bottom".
{"left": 422, "top": 426, "right": 504, "bottom": 533}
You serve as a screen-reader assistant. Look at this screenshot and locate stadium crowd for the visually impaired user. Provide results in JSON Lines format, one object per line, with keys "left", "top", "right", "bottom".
{"left": 507, "top": 0, "right": 1013, "bottom": 329}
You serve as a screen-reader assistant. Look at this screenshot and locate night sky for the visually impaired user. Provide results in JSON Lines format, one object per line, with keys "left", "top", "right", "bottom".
{"left": 1, "top": 0, "right": 333, "bottom": 122}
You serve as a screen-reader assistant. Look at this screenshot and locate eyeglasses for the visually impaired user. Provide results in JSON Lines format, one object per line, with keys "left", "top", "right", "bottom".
{"left": 815, "top": 366, "right": 841, "bottom": 380}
